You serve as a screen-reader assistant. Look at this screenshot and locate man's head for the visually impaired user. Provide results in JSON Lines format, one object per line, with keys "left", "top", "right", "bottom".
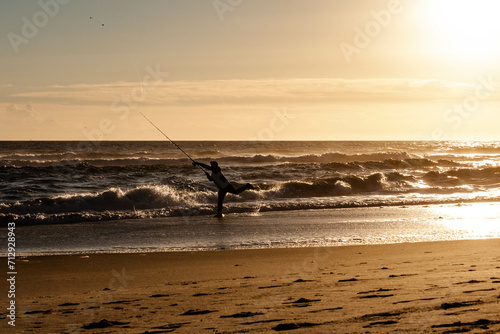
{"left": 210, "top": 161, "right": 218, "bottom": 168}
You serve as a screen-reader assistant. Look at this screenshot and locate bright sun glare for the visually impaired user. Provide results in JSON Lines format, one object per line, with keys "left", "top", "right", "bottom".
{"left": 435, "top": 203, "right": 500, "bottom": 236}
{"left": 426, "top": 0, "right": 500, "bottom": 60}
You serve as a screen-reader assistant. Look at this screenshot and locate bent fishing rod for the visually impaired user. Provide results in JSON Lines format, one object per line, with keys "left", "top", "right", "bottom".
{"left": 139, "top": 112, "right": 209, "bottom": 175}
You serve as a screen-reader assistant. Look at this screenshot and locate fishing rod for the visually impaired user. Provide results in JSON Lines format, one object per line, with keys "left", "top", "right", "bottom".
{"left": 139, "top": 112, "right": 209, "bottom": 175}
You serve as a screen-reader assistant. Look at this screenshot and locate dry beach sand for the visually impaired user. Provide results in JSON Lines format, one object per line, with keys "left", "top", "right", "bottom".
{"left": 2, "top": 239, "right": 500, "bottom": 333}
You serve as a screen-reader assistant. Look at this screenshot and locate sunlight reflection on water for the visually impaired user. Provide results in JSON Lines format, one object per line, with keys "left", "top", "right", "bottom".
{"left": 429, "top": 203, "right": 500, "bottom": 237}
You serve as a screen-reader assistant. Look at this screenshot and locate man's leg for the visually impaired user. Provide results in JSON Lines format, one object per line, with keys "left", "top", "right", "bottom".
{"left": 216, "top": 190, "right": 227, "bottom": 217}
{"left": 231, "top": 183, "right": 254, "bottom": 195}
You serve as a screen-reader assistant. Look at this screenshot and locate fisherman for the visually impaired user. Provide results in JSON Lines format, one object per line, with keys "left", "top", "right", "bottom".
{"left": 138, "top": 113, "right": 255, "bottom": 217}
{"left": 193, "top": 160, "right": 254, "bottom": 217}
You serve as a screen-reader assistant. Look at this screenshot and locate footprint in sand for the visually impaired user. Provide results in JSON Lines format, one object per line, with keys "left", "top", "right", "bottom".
{"left": 58, "top": 302, "right": 79, "bottom": 307}
{"left": 81, "top": 319, "right": 129, "bottom": 329}
{"left": 24, "top": 310, "right": 52, "bottom": 315}
{"left": 363, "top": 320, "right": 398, "bottom": 328}
{"left": 432, "top": 319, "right": 500, "bottom": 330}
{"left": 282, "top": 297, "right": 321, "bottom": 308}
{"left": 359, "top": 293, "right": 394, "bottom": 299}
{"left": 272, "top": 322, "right": 320, "bottom": 331}
{"left": 440, "top": 300, "right": 483, "bottom": 310}
{"left": 463, "top": 288, "right": 496, "bottom": 294}
{"left": 220, "top": 312, "right": 264, "bottom": 318}
{"left": 150, "top": 322, "right": 190, "bottom": 330}
{"left": 338, "top": 278, "right": 358, "bottom": 282}
{"left": 180, "top": 309, "right": 217, "bottom": 316}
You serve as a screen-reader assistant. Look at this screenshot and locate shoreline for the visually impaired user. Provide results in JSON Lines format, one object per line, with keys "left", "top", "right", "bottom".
{"left": 4, "top": 198, "right": 500, "bottom": 228}
{"left": 5, "top": 239, "right": 500, "bottom": 333}
{"left": 3, "top": 235, "right": 500, "bottom": 258}
{"left": 5, "top": 201, "right": 500, "bottom": 257}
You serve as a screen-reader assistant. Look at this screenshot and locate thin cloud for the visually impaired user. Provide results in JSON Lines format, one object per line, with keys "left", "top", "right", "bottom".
{"left": 8, "top": 78, "right": 492, "bottom": 106}
{"left": 5, "top": 104, "right": 39, "bottom": 118}
{"left": 1, "top": 104, "right": 48, "bottom": 134}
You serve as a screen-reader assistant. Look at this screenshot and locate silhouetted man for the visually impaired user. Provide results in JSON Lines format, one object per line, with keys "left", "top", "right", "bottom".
{"left": 193, "top": 160, "right": 254, "bottom": 217}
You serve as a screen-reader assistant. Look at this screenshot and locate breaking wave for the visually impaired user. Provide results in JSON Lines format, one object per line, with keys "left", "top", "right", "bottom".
{"left": 2, "top": 141, "right": 500, "bottom": 225}
{"left": 2, "top": 166, "right": 500, "bottom": 225}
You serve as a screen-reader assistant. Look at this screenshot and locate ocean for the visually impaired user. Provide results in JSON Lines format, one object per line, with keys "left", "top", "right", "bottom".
{"left": 1, "top": 140, "right": 500, "bottom": 254}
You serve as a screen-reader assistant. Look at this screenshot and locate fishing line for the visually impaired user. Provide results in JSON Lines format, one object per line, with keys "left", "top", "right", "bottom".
{"left": 138, "top": 112, "right": 209, "bottom": 176}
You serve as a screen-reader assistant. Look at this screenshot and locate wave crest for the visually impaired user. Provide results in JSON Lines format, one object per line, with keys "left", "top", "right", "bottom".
{"left": 0, "top": 185, "right": 214, "bottom": 216}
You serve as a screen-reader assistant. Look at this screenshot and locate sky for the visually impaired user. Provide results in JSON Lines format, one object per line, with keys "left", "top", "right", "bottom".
{"left": 1, "top": 0, "right": 500, "bottom": 140}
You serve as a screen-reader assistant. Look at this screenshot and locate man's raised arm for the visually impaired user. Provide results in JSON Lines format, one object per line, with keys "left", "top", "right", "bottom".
{"left": 192, "top": 161, "right": 212, "bottom": 170}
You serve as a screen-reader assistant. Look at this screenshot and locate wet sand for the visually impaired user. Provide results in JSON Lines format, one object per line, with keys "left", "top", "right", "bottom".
{"left": 2, "top": 239, "right": 500, "bottom": 333}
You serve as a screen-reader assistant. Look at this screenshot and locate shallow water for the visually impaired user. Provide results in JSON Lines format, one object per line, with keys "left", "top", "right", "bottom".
{"left": 5, "top": 202, "right": 500, "bottom": 256}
